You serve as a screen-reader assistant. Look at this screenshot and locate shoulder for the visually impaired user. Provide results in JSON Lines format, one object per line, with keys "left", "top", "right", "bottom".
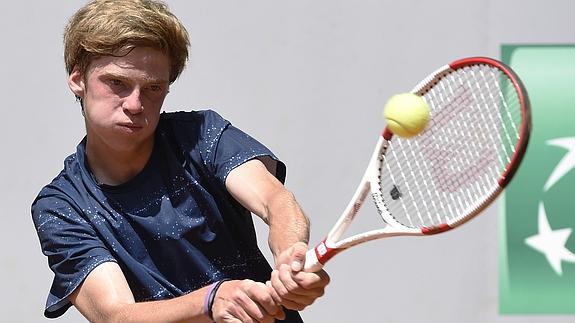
{"left": 159, "top": 110, "right": 230, "bottom": 131}
{"left": 157, "top": 110, "right": 233, "bottom": 150}
{"left": 35, "top": 154, "right": 79, "bottom": 198}
{"left": 31, "top": 152, "right": 88, "bottom": 222}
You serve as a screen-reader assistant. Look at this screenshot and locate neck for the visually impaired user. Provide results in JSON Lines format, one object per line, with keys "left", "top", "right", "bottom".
{"left": 85, "top": 136, "right": 155, "bottom": 186}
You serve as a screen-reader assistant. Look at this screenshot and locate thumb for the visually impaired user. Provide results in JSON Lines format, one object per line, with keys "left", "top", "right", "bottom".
{"left": 289, "top": 242, "right": 308, "bottom": 272}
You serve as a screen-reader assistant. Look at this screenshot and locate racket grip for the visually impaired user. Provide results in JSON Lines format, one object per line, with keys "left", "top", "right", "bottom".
{"left": 304, "top": 248, "right": 324, "bottom": 272}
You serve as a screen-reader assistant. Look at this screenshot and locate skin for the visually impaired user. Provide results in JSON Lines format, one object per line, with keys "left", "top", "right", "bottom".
{"left": 67, "top": 47, "right": 329, "bottom": 322}
{"left": 68, "top": 47, "right": 170, "bottom": 186}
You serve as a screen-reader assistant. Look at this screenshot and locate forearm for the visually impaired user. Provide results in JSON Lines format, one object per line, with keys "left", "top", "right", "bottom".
{"left": 225, "top": 159, "right": 310, "bottom": 261}
{"left": 265, "top": 189, "right": 310, "bottom": 262}
{"left": 225, "top": 159, "right": 329, "bottom": 311}
{"left": 104, "top": 290, "right": 211, "bottom": 323}
{"left": 70, "top": 262, "right": 213, "bottom": 323}
{"left": 72, "top": 261, "right": 284, "bottom": 323}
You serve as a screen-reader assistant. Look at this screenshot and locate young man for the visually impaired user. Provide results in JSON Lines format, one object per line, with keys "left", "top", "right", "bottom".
{"left": 31, "top": 1, "right": 329, "bottom": 322}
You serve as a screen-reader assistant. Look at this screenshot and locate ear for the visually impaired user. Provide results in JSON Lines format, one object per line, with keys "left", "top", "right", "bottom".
{"left": 68, "top": 67, "right": 86, "bottom": 98}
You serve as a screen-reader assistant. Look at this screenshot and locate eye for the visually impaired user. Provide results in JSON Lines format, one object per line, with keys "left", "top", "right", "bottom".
{"left": 147, "top": 84, "right": 163, "bottom": 92}
{"left": 107, "top": 79, "right": 124, "bottom": 88}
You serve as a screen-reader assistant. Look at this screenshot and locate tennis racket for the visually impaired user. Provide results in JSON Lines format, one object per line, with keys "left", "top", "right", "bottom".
{"left": 304, "top": 57, "right": 531, "bottom": 272}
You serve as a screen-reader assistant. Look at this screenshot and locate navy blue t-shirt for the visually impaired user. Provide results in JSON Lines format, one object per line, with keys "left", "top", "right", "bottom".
{"left": 32, "top": 110, "right": 302, "bottom": 322}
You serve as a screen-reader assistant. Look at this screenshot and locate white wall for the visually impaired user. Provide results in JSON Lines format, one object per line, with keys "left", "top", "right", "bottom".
{"left": 2, "top": 1, "right": 574, "bottom": 322}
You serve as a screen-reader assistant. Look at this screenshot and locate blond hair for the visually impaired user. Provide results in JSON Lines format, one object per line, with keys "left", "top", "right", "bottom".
{"left": 64, "top": 0, "right": 190, "bottom": 83}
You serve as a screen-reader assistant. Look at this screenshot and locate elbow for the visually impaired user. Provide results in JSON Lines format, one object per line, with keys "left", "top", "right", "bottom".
{"left": 267, "top": 190, "right": 310, "bottom": 230}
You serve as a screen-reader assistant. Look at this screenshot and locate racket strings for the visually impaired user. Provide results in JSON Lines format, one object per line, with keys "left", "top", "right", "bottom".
{"left": 379, "top": 64, "right": 523, "bottom": 228}
{"left": 478, "top": 68, "right": 520, "bottom": 163}
{"left": 381, "top": 148, "right": 415, "bottom": 226}
{"left": 402, "top": 139, "right": 444, "bottom": 225}
{"left": 459, "top": 70, "right": 505, "bottom": 182}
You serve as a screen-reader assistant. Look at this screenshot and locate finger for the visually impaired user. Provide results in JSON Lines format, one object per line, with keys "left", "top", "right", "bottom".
{"left": 275, "top": 306, "right": 286, "bottom": 321}
{"left": 272, "top": 267, "right": 315, "bottom": 305}
{"left": 264, "top": 281, "right": 287, "bottom": 320}
{"left": 277, "top": 298, "right": 309, "bottom": 312}
{"left": 266, "top": 280, "right": 282, "bottom": 304}
{"left": 222, "top": 318, "right": 243, "bottom": 323}
{"left": 288, "top": 242, "right": 308, "bottom": 272}
{"left": 269, "top": 268, "right": 289, "bottom": 298}
{"left": 246, "top": 282, "right": 283, "bottom": 319}
{"left": 278, "top": 264, "right": 310, "bottom": 296}
{"left": 234, "top": 288, "right": 270, "bottom": 323}
{"left": 289, "top": 270, "right": 330, "bottom": 295}
{"left": 219, "top": 301, "right": 255, "bottom": 323}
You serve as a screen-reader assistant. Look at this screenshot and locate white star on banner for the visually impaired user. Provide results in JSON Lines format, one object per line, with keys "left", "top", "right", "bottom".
{"left": 524, "top": 202, "right": 575, "bottom": 276}
{"left": 544, "top": 137, "right": 575, "bottom": 191}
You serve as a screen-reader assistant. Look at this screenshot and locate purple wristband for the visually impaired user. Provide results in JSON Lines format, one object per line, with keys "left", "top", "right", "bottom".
{"left": 203, "top": 279, "right": 230, "bottom": 320}
{"left": 202, "top": 282, "right": 218, "bottom": 316}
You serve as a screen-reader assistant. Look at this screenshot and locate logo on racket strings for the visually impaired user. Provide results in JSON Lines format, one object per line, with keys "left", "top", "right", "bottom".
{"left": 390, "top": 185, "right": 402, "bottom": 200}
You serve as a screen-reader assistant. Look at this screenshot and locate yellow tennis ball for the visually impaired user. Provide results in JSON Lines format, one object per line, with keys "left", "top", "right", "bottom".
{"left": 383, "top": 93, "right": 430, "bottom": 138}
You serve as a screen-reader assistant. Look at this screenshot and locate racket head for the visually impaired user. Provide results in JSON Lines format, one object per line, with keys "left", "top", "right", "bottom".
{"left": 377, "top": 56, "right": 531, "bottom": 234}
{"left": 304, "top": 57, "right": 531, "bottom": 272}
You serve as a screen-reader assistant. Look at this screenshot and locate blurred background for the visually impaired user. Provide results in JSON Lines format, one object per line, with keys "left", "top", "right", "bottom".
{"left": 2, "top": 0, "right": 574, "bottom": 322}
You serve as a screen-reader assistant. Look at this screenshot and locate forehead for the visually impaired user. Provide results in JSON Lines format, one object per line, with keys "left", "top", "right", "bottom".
{"left": 87, "top": 47, "right": 171, "bottom": 82}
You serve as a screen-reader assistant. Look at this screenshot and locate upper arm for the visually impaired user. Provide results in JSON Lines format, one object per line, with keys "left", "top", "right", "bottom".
{"left": 225, "top": 159, "right": 287, "bottom": 222}
{"left": 69, "top": 262, "right": 135, "bottom": 323}
{"left": 32, "top": 194, "right": 118, "bottom": 317}
{"left": 226, "top": 159, "right": 310, "bottom": 259}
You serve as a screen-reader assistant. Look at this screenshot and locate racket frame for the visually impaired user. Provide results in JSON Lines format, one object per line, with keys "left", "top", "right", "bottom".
{"left": 304, "top": 57, "right": 531, "bottom": 272}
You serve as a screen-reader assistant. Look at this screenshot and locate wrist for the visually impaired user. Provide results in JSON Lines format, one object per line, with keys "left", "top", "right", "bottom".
{"left": 203, "top": 279, "right": 230, "bottom": 321}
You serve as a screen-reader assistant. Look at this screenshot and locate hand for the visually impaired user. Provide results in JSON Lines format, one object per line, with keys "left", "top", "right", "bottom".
{"left": 268, "top": 242, "right": 330, "bottom": 311}
{"left": 211, "top": 279, "right": 285, "bottom": 323}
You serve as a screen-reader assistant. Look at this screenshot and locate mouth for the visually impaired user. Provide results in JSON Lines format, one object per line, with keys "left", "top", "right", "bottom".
{"left": 117, "top": 122, "right": 144, "bottom": 132}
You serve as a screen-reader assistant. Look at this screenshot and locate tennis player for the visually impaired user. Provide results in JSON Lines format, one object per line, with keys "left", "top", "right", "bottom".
{"left": 31, "top": 0, "right": 329, "bottom": 322}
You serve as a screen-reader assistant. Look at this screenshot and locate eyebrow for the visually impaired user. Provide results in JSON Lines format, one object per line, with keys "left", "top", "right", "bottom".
{"left": 101, "top": 71, "right": 170, "bottom": 85}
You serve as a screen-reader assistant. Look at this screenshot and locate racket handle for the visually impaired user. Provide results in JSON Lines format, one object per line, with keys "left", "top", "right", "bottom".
{"left": 304, "top": 248, "right": 324, "bottom": 272}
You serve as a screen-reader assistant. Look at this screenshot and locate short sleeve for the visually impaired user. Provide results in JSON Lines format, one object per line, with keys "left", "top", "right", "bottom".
{"left": 211, "top": 123, "right": 286, "bottom": 185}
{"left": 31, "top": 195, "right": 116, "bottom": 318}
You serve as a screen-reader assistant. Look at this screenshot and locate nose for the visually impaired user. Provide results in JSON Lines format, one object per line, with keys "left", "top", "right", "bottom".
{"left": 122, "top": 89, "right": 144, "bottom": 114}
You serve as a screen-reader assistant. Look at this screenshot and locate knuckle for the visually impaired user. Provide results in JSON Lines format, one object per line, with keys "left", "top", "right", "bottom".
{"left": 256, "top": 311, "right": 270, "bottom": 321}
{"left": 239, "top": 279, "right": 255, "bottom": 291}
{"left": 277, "top": 287, "right": 288, "bottom": 298}
{"left": 285, "top": 280, "right": 299, "bottom": 293}
{"left": 232, "top": 288, "right": 247, "bottom": 302}
{"left": 259, "top": 292, "right": 273, "bottom": 304}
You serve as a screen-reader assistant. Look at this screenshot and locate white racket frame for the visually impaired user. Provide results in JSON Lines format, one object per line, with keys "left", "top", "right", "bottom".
{"left": 304, "top": 57, "right": 530, "bottom": 272}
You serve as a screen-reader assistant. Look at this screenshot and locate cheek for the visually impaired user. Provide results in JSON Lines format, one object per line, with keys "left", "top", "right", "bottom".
{"left": 83, "top": 95, "right": 121, "bottom": 126}
{"left": 83, "top": 105, "right": 110, "bottom": 129}
{"left": 84, "top": 84, "right": 120, "bottom": 110}
{"left": 144, "top": 90, "right": 168, "bottom": 107}
{"left": 143, "top": 96, "right": 166, "bottom": 117}
{"left": 144, "top": 107, "right": 162, "bottom": 129}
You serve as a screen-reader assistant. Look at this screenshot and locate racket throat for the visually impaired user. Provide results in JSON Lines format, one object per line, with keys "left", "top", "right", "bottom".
{"left": 314, "top": 238, "right": 340, "bottom": 264}
{"left": 304, "top": 238, "right": 342, "bottom": 272}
